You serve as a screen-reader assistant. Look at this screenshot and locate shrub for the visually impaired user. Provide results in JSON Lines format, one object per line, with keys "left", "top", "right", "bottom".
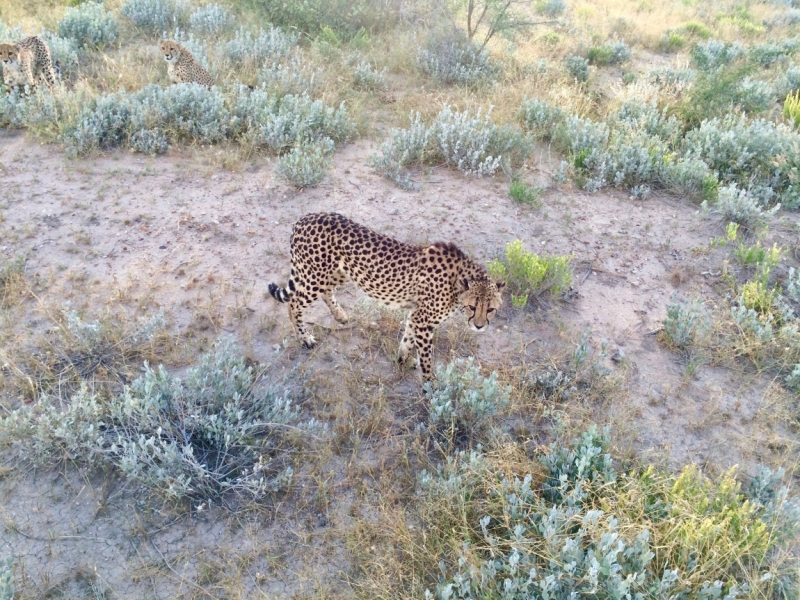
{"left": 787, "top": 365, "right": 800, "bottom": 390}
{"left": 751, "top": 38, "right": 800, "bottom": 66}
{"left": 370, "top": 107, "right": 530, "bottom": 188}
{"left": 224, "top": 26, "right": 298, "bottom": 68}
{"left": 659, "top": 157, "right": 719, "bottom": 202}
{"left": 420, "top": 429, "right": 799, "bottom": 600}
{"left": 0, "top": 556, "right": 13, "bottom": 600}
{"left": 649, "top": 66, "right": 696, "bottom": 91}
{"left": 487, "top": 239, "right": 572, "bottom": 307}
{"left": 586, "top": 40, "right": 631, "bottom": 65}
{"left": 786, "top": 267, "right": 800, "bottom": 303}
{"left": 662, "top": 296, "right": 710, "bottom": 350}
{"left": 40, "top": 31, "right": 80, "bottom": 74}
{"left": 130, "top": 128, "right": 169, "bottom": 155}
{"left": 735, "top": 77, "right": 777, "bottom": 113}
{"left": 518, "top": 97, "right": 565, "bottom": 139}
{"left": 509, "top": 179, "right": 542, "bottom": 206}
{"left": 679, "top": 20, "right": 713, "bottom": 39}
{"left": 660, "top": 31, "right": 686, "bottom": 52}
{"left": 684, "top": 114, "right": 800, "bottom": 209}
{"left": 120, "top": 0, "right": 189, "bottom": 34}
{"left": 258, "top": 54, "right": 322, "bottom": 96}
{"left": 704, "top": 184, "right": 780, "bottom": 228}
{"left": 276, "top": 137, "right": 334, "bottom": 188}
{"left": 58, "top": 1, "right": 118, "bottom": 49}
{"left": 564, "top": 54, "right": 589, "bottom": 82}
{"left": 0, "top": 339, "right": 316, "bottom": 502}
{"left": 691, "top": 39, "right": 745, "bottom": 70}
{"left": 0, "top": 255, "right": 25, "bottom": 306}
{"left": 734, "top": 240, "right": 782, "bottom": 268}
{"left": 424, "top": 357, "right": 510, "bottom": 448}
{"left": 417, "top": 31, "right": 498, "bottom": 86}
{"left": 352, "top": 60, "right": 387, "bottom": 91}
{"left": 188, "top": 3, "right": 234, "bottom": 35}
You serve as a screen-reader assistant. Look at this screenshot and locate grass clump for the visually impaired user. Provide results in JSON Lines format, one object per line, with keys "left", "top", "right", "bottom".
{"left": 784, "top": 90, "right": 800, "bottom": 128}
{"left": 518, "top": 97, "right": 565, "bottom": 139}
{"left": 58, "top": 1, "right": 118, "bottom": 50}
{"left": 276, "top": 137, "right": 334, "bottom": 188}
{"left": 0, "top": 338, "right": 318, "bottom": 504}
{"left": 351, "top": 60, "right": 387, "bottom": 91}
{"left": 509, "top": 179, "right": 542, "bottom": 206}
{"left": 487, "top": 239, "right": 572, "bottom": 308}
{"left": 424, "top": 357, "right": 510, "bottom": 449}
{"left": 0, "top": 255, "right": 26, "bottom": 307}
{"left": 703, "top": 184, "right": 780, "bottom": 229}
{"left": 417, "top": 30, "right": 498, "bottom": 86}
{"left": 414, "top": 428, "right": 799, "bottom": 600}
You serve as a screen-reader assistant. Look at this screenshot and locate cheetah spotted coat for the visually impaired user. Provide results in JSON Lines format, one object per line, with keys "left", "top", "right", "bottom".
{"left": 160, "top": 39, "right": 214, "bottom": 88}
{"left": 268, "top": 213, "right": 504, "bottom": 382}
{"left": 0, "top": 36, "right": 56, "bottom": 92}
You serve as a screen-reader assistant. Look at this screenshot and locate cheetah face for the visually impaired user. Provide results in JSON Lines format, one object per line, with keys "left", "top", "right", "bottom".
{"left": 459, "top": 279, "right": 504, "bottom": 332}
{"left": 160, "top": 40, "right": 181, "bottom": 64}
{"left": 0, "top": 43, "right": 19, "bottom": 66}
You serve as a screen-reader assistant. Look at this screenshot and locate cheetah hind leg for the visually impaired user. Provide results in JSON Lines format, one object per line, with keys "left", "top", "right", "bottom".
{"left": 288, "top": 295, "right": 317, "bottom": 349}
{"left": 321, "top": 291, "right": 349, "bottom": 324}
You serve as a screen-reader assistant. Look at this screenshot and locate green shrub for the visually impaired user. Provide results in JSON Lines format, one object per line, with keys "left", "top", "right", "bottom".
{"left": 703, "top": 184, "right": 780, "bottom": 229}
{"left": 276, "top": 137, "right": 334, "bottom": 188}
{"left": 784, "top": 90, "right": 800, "bottom": 128}
{"left": 58, "top": 1, "right": 118, "bottom": 49}
{"left": 487, "top": 239, "right": 572, "bottom": 308}
{"left": 691, "top": 39, "right": 745, "bottom": 71}
{"left": 424, "top": 357, "right": 510, "bottom": 448}
{"left": 660, "top": 31, "right": 686, "bottom": 52}
{"left": 679, "top": 20, "right": 713, "bottom": 39}
{"left": 352, "top": 60, "right": 387, "bottom": 91}
{"left": 509, "top": 179, "right": 542, "bottom": 206}
{"left": 734, "top": 240, "right": 782, "bottom": 268}
{"left": 586, "top": 40, "right": 631, "bottom": 65}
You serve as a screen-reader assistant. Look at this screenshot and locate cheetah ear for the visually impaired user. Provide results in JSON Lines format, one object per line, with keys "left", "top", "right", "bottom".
{"left": 496, "top": 281, "right": 506, "bottom": 290}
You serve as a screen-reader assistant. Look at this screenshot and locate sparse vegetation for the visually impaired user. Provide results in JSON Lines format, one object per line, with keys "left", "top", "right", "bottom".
{"left": 58, "top": 1, "right": 119, "bottom": 49}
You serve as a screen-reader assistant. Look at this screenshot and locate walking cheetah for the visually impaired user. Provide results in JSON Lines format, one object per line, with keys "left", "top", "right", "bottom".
{"left": 268, "top": 213, "right": 504, "bottom": 382}
{"left": 159, "top": 39, "right": 214, "bottom": 88}
{"left": 0, "top": 36, "right": 56, "bottom": 92}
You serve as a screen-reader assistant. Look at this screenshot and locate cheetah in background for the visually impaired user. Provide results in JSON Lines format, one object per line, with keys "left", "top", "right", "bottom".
{"left": 0, "top": 36, "right": 56, "bottom": 92}
{"left": 159, "top": 39, "right": 214, "bottom": 88}
{"left": 268, "top": 213, "right": 505, "bottom": 383}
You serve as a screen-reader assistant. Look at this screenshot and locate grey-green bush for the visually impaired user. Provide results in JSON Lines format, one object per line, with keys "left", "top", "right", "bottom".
{"left": 276, "top": 137, "right": 334, "bottom": 188}
{"left": 58, "top": 2, "right": 118, "bottom": 49}
{"left": 417, "top": 30, "right": 498, "bottom": 86}
{"left": 121, "top": 0, "right": 189, "bottom": 34}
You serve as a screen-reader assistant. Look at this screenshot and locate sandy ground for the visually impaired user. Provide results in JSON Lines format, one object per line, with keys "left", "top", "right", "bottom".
{"left": 1, "top": 129, "right": 798, "bottom": 597}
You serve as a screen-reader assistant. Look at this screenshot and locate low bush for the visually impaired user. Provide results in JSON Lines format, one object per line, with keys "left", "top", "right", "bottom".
{"left": 586, "top": 40, "right": 631, "bottom": 65}
{"left": 40, "top": 31, "right": 80, "bottom": 74}
{"left": 418, "top": 428, "right": 799, "bottom": 600}
{"left": 224, "top": 26, "right": 298, "bottom": 68}
{"left": 0, "top": 339, "right": 318, "bottom": 503}
{"left": 703, "top": 184, "right": 780, "bottom": 229}
{"left": 534, "top": 0, "right": 566, "bottom": 16}
{"left": 276, "top": 137, "right": 334, "bottom": 188}
{"left": 120, "top": 0, "right": 189, "bottom": 34}
{"left": 659, "top": 31, "right": 686, "bottom": 52}
{"left": 371, "top": 107, "right": 531, "bottom": 188}
{"left": 487, "top": 239, "right": 572, "bottom": 308}
{"left": 417, "top": 30, "right": 498, "bottom": 86}
{"left": 691, "top": 39, "right": 746, "bottom": 71}
{"left": 751, "top": 38, "right": 800, "bottom": 66}
{"left": 58, "top": 1, "right": 118, "bottom": 49}
{"left": 0, "top": 556, "right": 12, "bottom": 600}
{"left": 0, "top": 255, "right": 25, "bottom": 306}
{"left": 661, "top": 296, "right": 711, "bottom": 350}
{"left": 564, "top": 54, "right": 589, "bottom": 82}
{"left": 352, "top": 60, "right": 387, "bottom": 91}
{"left": 784, "top": 90, "right": 800, "bottom": 127}
{"left": 258, "top": 54, "right": 323, "bottom": 96}
{"left": 188, "top": 3, "right": 234, "bottom": 35}
{"left": 424, "top": 357, "right": 510, "bottom": 449}
{"left": 659, "top": 157, "right": 719, "bottom": 202}
{"left": 518, "top": 97, "right": 565, "bottom": 139}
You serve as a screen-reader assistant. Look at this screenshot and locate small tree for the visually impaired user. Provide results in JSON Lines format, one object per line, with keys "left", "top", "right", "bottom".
{"left": 451, "top": 0, "right": 556, "bottom": 50}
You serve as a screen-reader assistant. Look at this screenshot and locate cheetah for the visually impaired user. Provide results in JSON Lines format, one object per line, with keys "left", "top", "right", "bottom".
{"left": 0, "top": 36, "right": 56, "bottom": 93}
{"left": 268, "top": 213, "right": 504, "bottom": 382}
{"left": 160, "top": 39, "right": 214, "bottom": 88}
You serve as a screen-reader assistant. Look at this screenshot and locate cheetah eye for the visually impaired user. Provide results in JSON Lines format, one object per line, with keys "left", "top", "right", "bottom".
{"left": 468, "top": 305, "right": 476, "bottom": 312}
{"left": 487, "top": 308, "right": 496, "bottom": 313}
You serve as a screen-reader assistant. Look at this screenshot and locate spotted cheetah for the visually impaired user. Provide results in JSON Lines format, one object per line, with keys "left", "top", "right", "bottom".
{"left": 0, "top": 36, "right": 56, "bottom": 93}
{"left": 160, "top": 39, "right": 214, "bottom": 88}
{"left": 268, "top": 213, "right": 504, "bottom": 382}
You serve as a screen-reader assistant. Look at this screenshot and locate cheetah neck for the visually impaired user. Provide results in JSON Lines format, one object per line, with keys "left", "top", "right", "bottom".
{"left": 457, "top": 255, "right": 490, "bottom": 283}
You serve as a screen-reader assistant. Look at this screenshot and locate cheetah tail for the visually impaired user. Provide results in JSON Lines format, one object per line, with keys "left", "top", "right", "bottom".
{"left": 268, "top": 281, "right": 294, "bottom": 303}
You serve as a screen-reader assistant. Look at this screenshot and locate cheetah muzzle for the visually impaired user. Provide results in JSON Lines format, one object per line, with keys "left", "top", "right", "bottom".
{"left": 268, "top": 213, "right": 504, "bottom": 383}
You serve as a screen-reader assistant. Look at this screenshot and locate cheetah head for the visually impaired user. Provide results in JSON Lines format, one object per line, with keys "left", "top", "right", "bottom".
{"left": 160, "top": 40, "right": 181, "bottom": 63}
{"left": 458, "top": 279, "right": 504, "bottom": 332}
{"left": 0, "top": 43, "right": 19, "bottom": 66}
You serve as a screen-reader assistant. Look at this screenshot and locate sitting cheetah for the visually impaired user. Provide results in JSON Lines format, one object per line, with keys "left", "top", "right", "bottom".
{"left": 268, "top": 213, "right": 504, "bottom": 382}
{"left": 0, "top": 36, "right": 56, "bottom": 92}
{"left": 160, "top": 39, "right": 214, "bottom": 88}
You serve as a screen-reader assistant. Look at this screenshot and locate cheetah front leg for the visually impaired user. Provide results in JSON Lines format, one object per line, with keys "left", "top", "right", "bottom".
{"left": 288, "top": 293, "right": 318, "bottom": 349}
{"left": 320, "top": 271, "right": 349, "bottom": 324}
{"left": 409, "top": 311, "right": 436, "bottom": 382}
{"left": 397, "top": 318, "right": 416, "bottom": 367}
